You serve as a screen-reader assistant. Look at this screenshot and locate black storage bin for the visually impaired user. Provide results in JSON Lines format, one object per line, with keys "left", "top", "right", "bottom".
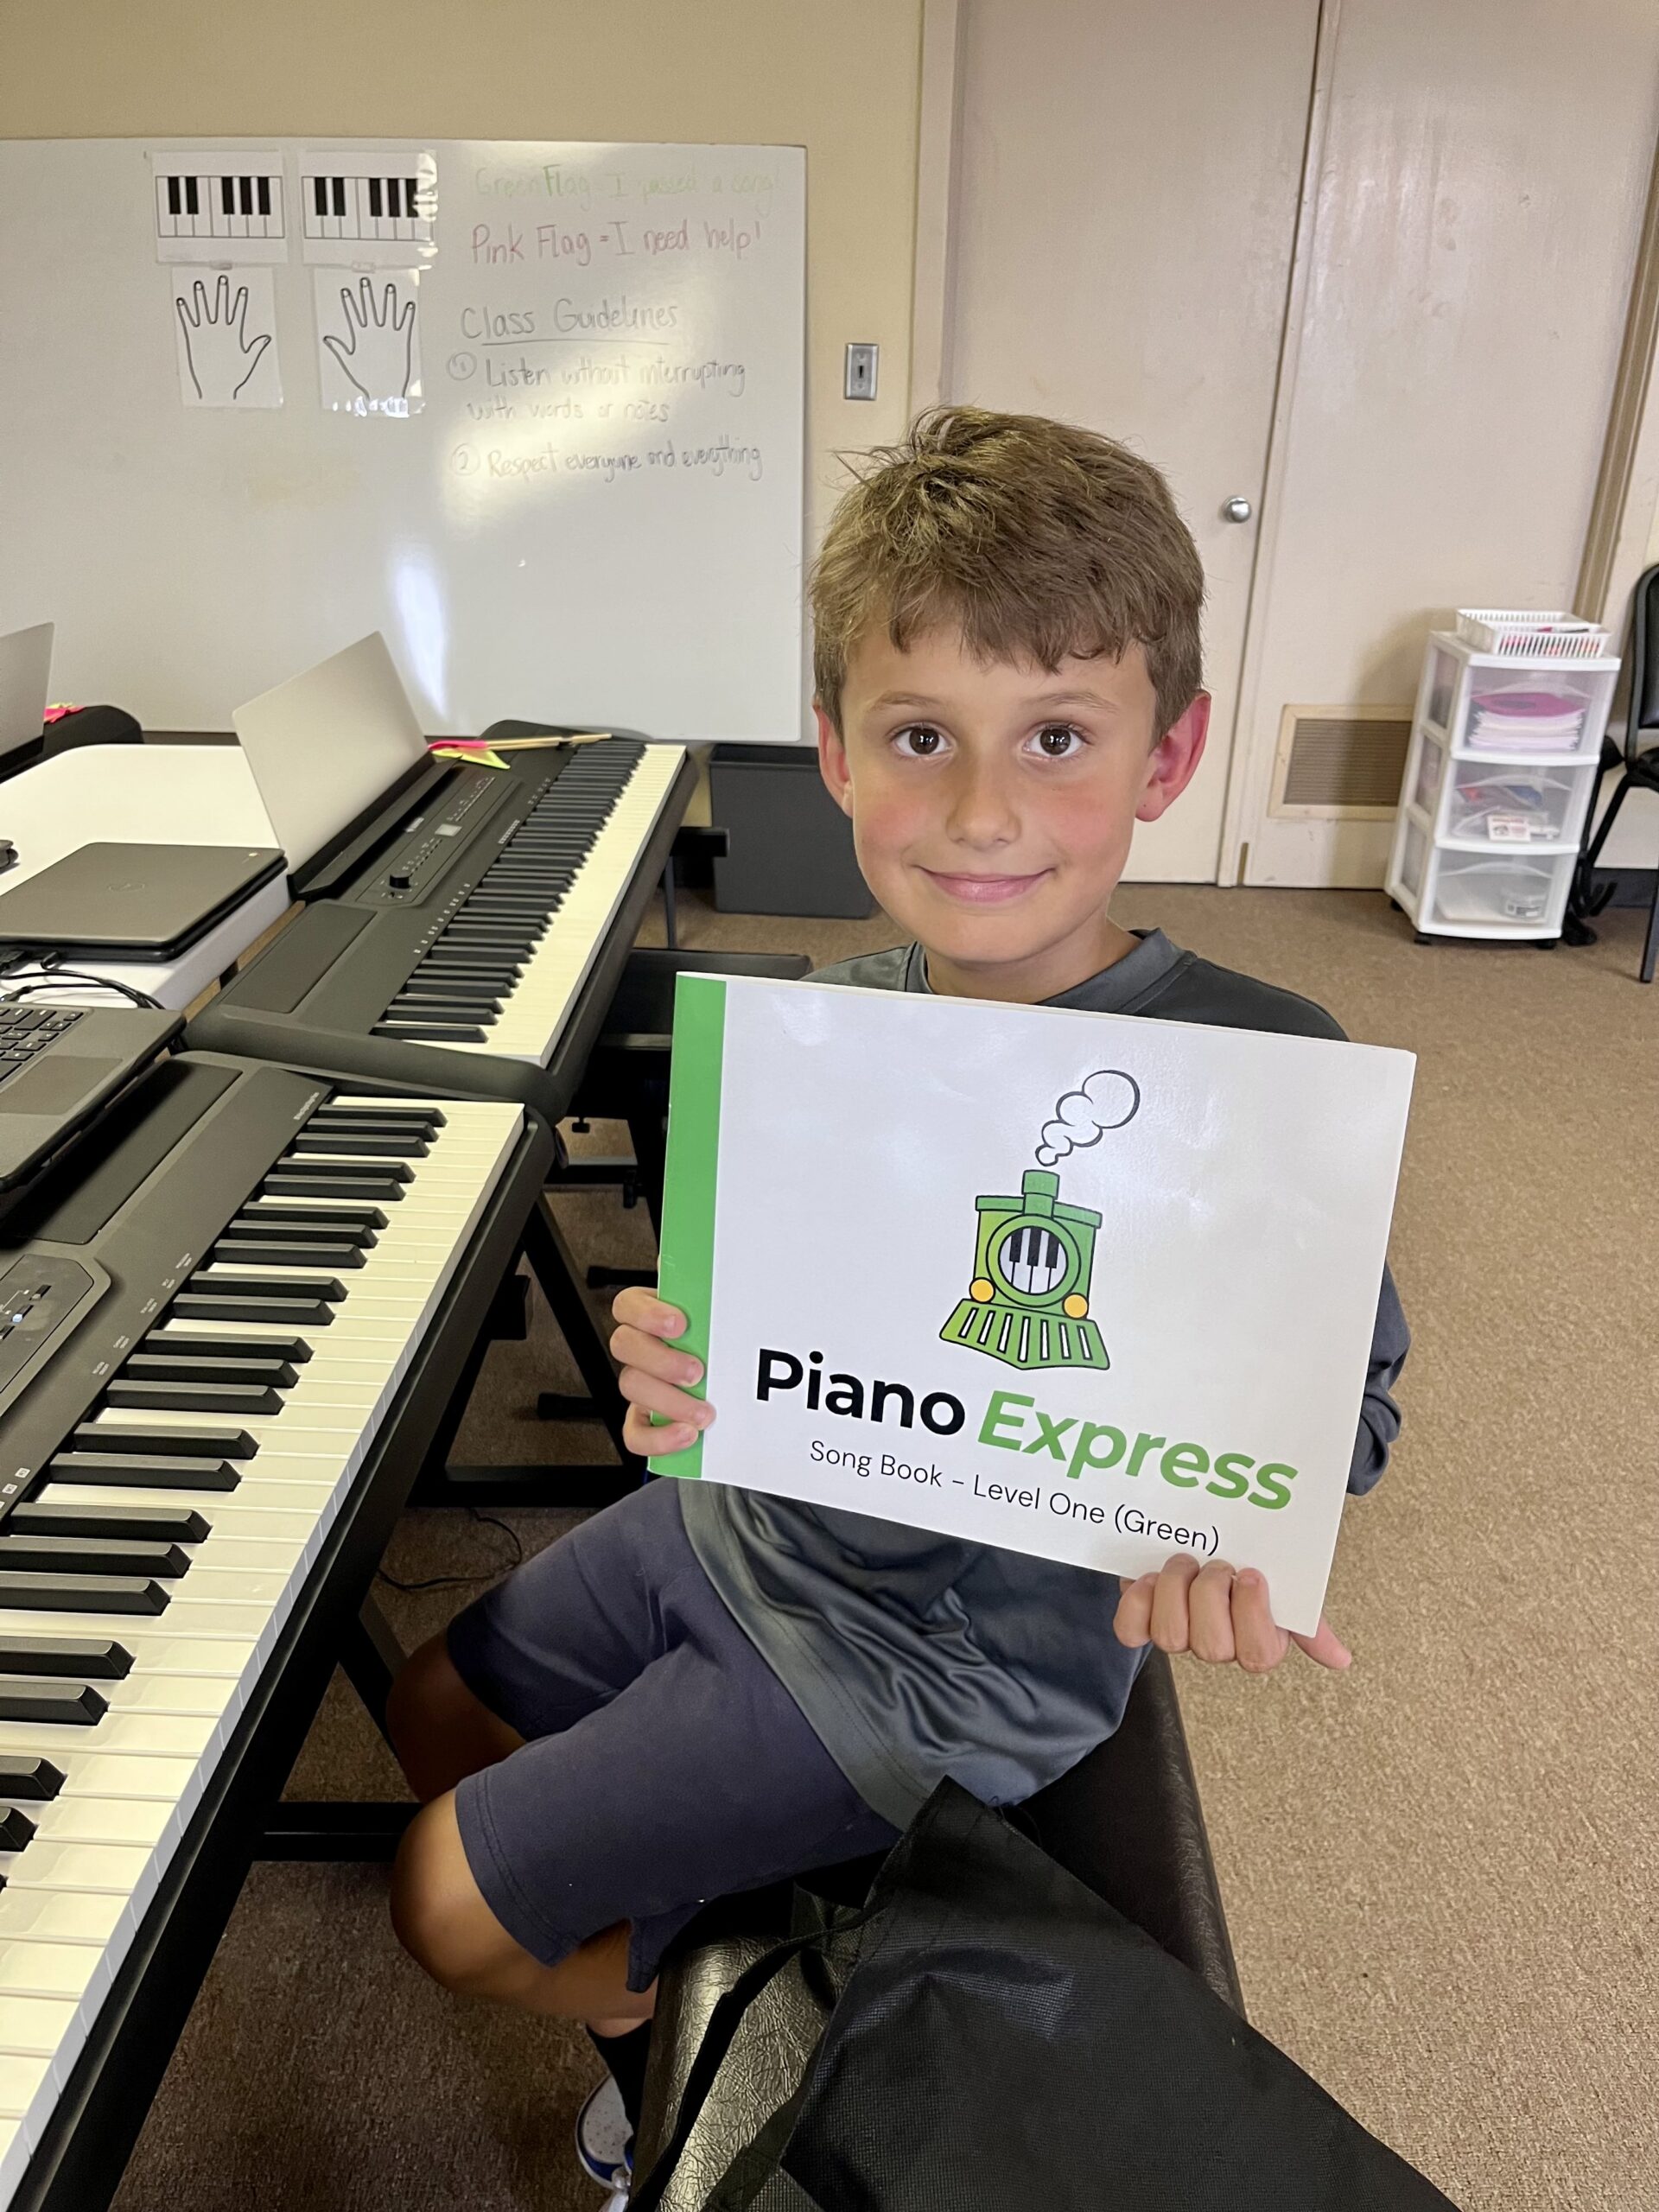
{"left": 709, "top": 743, "right": 875, "bottom": 918}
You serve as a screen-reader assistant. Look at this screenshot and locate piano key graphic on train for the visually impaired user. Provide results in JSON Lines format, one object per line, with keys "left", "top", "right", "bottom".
{"left": 149, "top": 149, "right": 287, "bottom": 264}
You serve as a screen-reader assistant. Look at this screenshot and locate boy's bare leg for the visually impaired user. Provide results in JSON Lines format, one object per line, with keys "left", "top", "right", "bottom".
{"left": 385, "top": 1632, "right": 524, "bottom": 1802}
{"left": 391, "top": 1794, "right": 653, "bottom": 2029}
{"left": 385, "top": 1632, "right": 653, "bottom": 2033}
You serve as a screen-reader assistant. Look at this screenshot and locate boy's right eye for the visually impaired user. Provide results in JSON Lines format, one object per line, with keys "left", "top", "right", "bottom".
{"left": 892, "top": 724, "right": 947, "bottom": 758}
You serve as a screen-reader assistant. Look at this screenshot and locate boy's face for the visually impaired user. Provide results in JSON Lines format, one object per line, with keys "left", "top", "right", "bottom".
{"left": 817, "top": 624, "right": 1209, "bottom": 1001}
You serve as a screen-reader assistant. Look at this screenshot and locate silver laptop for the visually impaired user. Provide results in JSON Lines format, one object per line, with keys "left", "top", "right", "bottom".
{"left": 0, "top": 623, "right": 54, "bottom": 772}
{"left": 232, "top": 632, "right": 428, "bottom": 870}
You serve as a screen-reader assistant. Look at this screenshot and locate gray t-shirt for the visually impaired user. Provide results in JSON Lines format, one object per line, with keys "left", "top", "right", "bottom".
{"left": 677, "top": 930, "right": 1410, "bottom": 1827}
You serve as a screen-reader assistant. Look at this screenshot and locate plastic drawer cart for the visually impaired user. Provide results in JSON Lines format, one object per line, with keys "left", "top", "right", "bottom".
{"left": 1388, "top": 613, "right": 1619, "bottom": 944}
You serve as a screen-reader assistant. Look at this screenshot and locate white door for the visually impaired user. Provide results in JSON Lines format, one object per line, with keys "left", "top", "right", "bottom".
{"left": 943, "top": 0, "right": 1322, "bottom": 882}
{"left": 1224, "top": 0, "right": 1659, "bottom": 887}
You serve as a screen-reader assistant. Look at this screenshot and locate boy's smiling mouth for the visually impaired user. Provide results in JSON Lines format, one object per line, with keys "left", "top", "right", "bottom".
{"left": 918, "top": 866, "right": 1052, "bottom": 905}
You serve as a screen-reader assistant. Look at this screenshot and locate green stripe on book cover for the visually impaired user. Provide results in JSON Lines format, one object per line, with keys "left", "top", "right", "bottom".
{"left": 650, "top": 973, "right": 726, "bottom": 1478}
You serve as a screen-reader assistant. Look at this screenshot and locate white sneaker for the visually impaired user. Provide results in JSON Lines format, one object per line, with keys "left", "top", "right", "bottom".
{"left": 575, "top": 2071, "right": 633, "bottom": 2192}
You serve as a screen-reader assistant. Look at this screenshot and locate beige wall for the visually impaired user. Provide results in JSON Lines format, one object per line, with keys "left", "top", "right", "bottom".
{"left": 0, "top": 0, "right": 924, "bottom": 549}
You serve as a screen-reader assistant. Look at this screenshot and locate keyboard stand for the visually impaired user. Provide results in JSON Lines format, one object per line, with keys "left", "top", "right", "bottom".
{"left": 415, "top": 1194, "right": 645, "bottom": 1511}
{"left": 257, "top": 1593, "right": 419, "bottom": 1864}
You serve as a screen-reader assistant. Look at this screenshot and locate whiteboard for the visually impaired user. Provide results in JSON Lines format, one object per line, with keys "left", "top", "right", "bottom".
{"left": 0, "top": 137, "right": 804, "bottom": 741}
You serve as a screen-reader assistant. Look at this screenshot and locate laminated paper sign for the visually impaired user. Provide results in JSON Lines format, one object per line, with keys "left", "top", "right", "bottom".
{"left": 651, "top": 976, "right": 1415, "bottom": 1636}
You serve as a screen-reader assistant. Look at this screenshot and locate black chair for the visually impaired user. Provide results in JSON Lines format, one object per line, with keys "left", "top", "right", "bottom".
{"left": 633, "top": 1650, "right": 1240, "bottom": 2209}
{"left": 1567, "top": 562, "right": 1659, "bottom": 981}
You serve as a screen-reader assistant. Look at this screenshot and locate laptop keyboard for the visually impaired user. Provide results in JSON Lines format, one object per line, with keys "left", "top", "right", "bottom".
{"left": 0, "top": 1007, "right": 84, "bottom": 1087}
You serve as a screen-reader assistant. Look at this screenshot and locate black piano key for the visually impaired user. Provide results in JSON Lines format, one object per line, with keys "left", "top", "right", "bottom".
{"left": 48, "top": 1453, "right": 242, "bottom": 1493}
{"left": 332, "top": 176, "right": 346, "bottom": 217}
{"left": 369, "top": 176, "right": 384, "bottom": 217}
{"left": 289, "top": 1133, "right": 429, "bottom": 1159}
{"left": 0, "top": 1808, "right": 35, "bottom": 1851}
{"left": 103, "top": 1379, "right": 284, "bottom": 1418}
{"left": 0, "top": 1575, "right": 168, "bottom": 1616}
{"left": 169, "top": 1292, "right": 337, "bottom": 1325}
{"left": 391, "top": 982, "right": 504, "bottom": 1004}
{"left": 372, "top": 1022, "right": 489, "bottom": 1043}
{"left": 276, "top": 1156, "right": 411, "bottom": 1187}
{"left": 260, "top": 1174, "right": 404, "bottom": 1205}
{"left": 257, "top": 175, "right": 271, "bottom": 216}
{"left": 235, "top": 1206, "right": 384, "bottom": 1236}
{"left": 406, "top": 177, "right": 418, "bottom": 217}
{"left": 385, "top": 1000, "right": 497, "bottom": 1023}
{"left": 124, "top": 1351, "right": 299, "bottom": 1388}
{"left": 71, "top": 1424, "right": 256, "bottom": 1460}
{"left": 9, "top": 1503, "right": 207, "bottom": 1546}
{"left": 239, "top": 175, "right": 253, "bottom": 215}
{"left": 0, "top": 1681, "right": 107, "bottom": 1726}
{"left": 0, "top": 1535, "right": 192, "bottom": 1579}
{"left": 189, "top": 1271, "right": 346, "bottom": 1303}
{"left": 0, "top": 1758, "right": 61, "bottom": 1802}
{"left": 0, "top": 1637, "right": 132, "bottom": 1678}
{"left": 313, "top": 175, "right": 328, "bottom": 216}
{"left": 308, "top": 1109, "right": 443, "bottom": 1131}
{"left": 147, "top": 1331, "right": 313, "bottom": 1362}
{"left": 166, "top": 176, "right": 181, "bottom": 216}
{"left": 207, "top": 1240, "right": 365, "bottom": 1274}
{"left": 184, "top": 175, "right": 200, "bottom": 215}
{"left": 220, "top": 175, "right": 234, "bottom": 213}
{"left": 222, "top": 1216, "right": 374, "bottom": 1249}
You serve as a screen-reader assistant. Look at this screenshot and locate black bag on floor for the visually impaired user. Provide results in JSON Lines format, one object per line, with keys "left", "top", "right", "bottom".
{"left": 632, "top": 1780, "right": 1458, "bottom": 2212}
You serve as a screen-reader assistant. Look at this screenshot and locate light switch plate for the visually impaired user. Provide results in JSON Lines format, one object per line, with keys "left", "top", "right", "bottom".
{"left": 844, "top": 343, "right": 878, "bottom": 400}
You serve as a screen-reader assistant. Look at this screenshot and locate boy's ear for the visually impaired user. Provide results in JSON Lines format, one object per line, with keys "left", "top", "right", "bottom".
{"left": 1135, "top": 692, "right": 1211, "bottom": 823}
{"left": 816, "top": 702, "right": 855, "bottom": 817}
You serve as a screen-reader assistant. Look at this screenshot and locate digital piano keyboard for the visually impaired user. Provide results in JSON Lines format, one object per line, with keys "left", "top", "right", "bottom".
{"left": 188, "top": 736, "right": 696, "bottom": 1113}
{"left": 0, "top": 1051, "right": 552, "bottom": 2211}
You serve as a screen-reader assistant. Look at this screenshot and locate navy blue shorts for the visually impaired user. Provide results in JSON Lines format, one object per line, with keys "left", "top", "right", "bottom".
{"left": 446, "top": 1480, "right": 900, "bottom": 1992}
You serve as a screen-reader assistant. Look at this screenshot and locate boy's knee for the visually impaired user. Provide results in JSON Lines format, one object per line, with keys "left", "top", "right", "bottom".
{"left": 391, "top": 1793, "right": 511, "bottom": 1994}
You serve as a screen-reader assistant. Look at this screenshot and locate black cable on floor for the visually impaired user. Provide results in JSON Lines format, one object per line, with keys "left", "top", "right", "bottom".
{"left": 376, "top": 1508, "right": 525, "bottom": 1593}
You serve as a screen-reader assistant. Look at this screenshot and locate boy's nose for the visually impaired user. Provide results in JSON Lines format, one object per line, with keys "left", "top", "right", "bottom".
{"left": 944, "top": 761, "right": 1020, "bottom": 847}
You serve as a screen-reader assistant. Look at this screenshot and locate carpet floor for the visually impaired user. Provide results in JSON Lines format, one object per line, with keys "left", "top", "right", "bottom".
{"left": 111, "top": 885, "right": 1657, "bottom": 2212}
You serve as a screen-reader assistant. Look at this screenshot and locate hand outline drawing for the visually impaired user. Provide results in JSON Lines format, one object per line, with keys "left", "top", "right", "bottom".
{"left": 321, "top": 277, "right": 417, "bottom": 405}
{"left": 175, "top": 275, "right": 274, "bottom": 402}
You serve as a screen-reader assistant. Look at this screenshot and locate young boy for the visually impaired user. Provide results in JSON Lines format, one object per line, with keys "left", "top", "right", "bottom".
{"left": 385, "top": 409, "right": 1408, "bottom": 2191}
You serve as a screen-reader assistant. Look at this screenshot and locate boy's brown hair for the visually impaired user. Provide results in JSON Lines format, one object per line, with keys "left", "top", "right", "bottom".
{"left": 811, "top": 407, "right": 1205, "bottom": 741}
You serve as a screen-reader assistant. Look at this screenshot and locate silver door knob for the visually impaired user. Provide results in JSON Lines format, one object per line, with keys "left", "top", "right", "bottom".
{"left": 1222, "top": 496, "right": 1253, "bottom": 523}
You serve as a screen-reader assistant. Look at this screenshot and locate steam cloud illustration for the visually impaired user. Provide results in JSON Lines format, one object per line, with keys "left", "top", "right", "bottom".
{"left": 1034, "top": 1069, "right": 1141, "bottom": 1166}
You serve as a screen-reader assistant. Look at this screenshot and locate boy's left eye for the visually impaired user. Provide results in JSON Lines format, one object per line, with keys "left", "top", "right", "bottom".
{"left": 1027, "top": 724, "right": 1087, "bottom": 759}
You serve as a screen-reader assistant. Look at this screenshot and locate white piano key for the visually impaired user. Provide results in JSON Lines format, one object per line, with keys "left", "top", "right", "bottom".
{"left": 0, "top": 1945, "right": 105, "bottom": 2004}
{"left": 0, "top": 1891, "right": 124, "bottom": 1949}
{"left": 3, "top": 1798, "right": 172, "bottom": 1850}
{"left": 0, "top": 1847, "right": 154, "bottom": 1903}
{"left": 0, "top": 2053, "right": 51, "bottom": 2119}
{"left": 30, "top": 1489, "right": 332, "bottom": 1540}
{"left": 0, "top": 1717, "right": 215, "bottom": 1762}
{"left": 0, "top": 1997, "right": 79, "bottom": 2059}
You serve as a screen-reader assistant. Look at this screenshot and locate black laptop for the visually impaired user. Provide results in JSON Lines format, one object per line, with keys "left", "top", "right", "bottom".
{"left": 0, "top": 1004, "right": 184, "bottom": 1190}
{"left": 0, "top": 843, "right": 286, "bottom": 960}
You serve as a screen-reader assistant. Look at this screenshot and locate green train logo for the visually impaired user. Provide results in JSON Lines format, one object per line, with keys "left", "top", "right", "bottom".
{"left": 940, "top": 1069, "right": 1140, "bottom": 1374}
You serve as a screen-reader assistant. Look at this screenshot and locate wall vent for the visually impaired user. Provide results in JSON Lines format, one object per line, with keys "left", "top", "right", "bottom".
{"left": 1271, "top": 709, "right": 1412, "bottom": 817}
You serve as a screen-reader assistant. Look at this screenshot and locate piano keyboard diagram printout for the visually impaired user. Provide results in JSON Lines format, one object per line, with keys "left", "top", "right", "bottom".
{"left": 149, "top": 149, "right": 287, "bottom": 264}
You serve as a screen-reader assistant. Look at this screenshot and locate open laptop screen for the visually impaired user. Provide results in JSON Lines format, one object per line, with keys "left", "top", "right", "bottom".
{"left": 0, "top": 624, "right": 54, "bottom": 770}
{"left": 232, "top": 632, "right": 428, "bottom": 868}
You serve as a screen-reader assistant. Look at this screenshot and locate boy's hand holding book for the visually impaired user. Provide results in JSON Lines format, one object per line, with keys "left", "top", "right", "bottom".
{"left": 612, "top": 1286, "right": 712, "bottom": 1456}
{"left": 612, "top": 1288, "right": 1351, "bottom": 1683}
